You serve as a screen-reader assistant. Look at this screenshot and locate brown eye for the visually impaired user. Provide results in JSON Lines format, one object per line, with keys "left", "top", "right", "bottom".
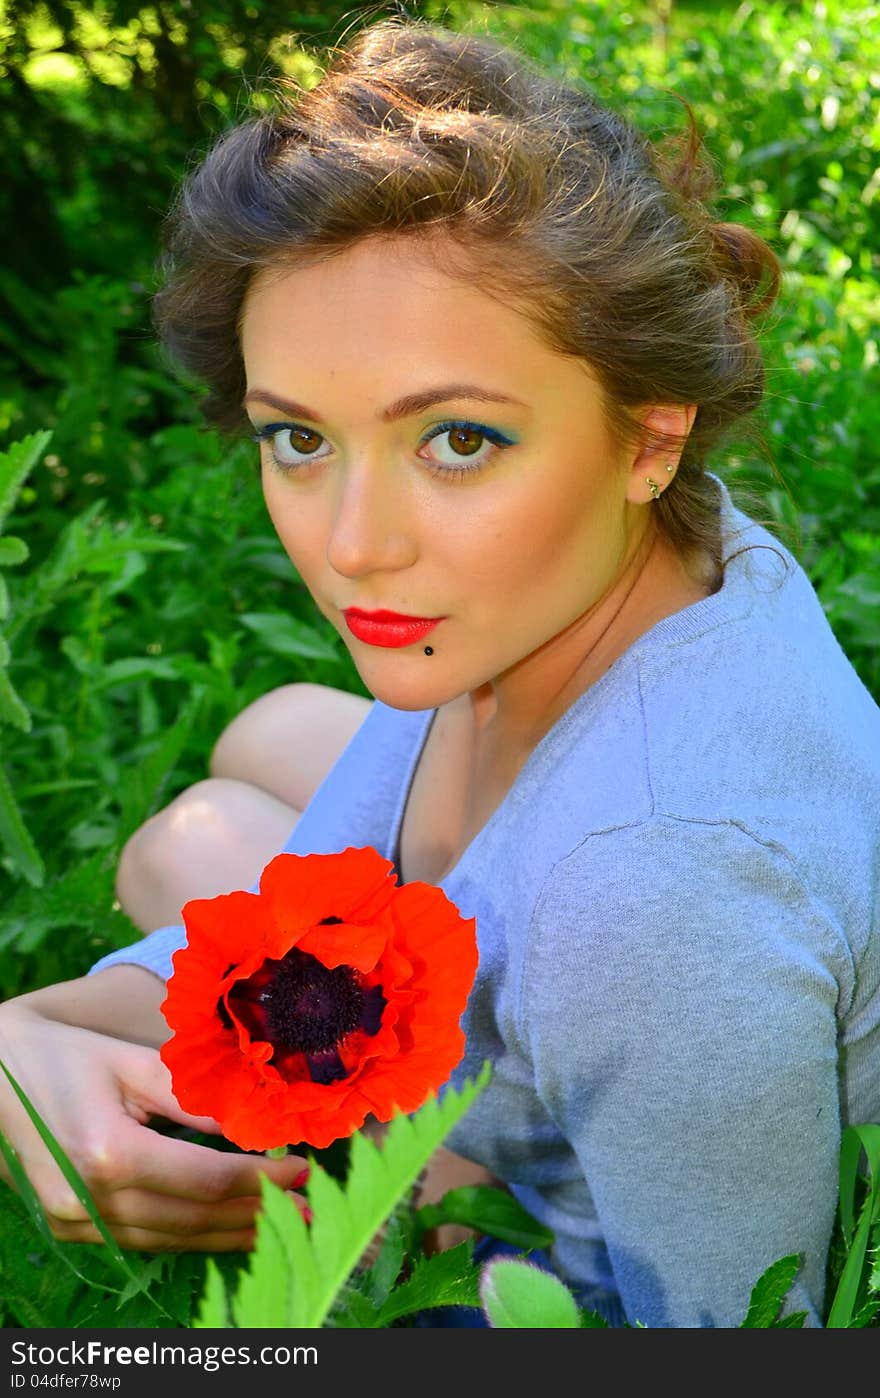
{"left": 289, "top": 427, "right": 322, "bottom": 453}
{"left": 252, "top": 423, "right": 333, "bottom": 473}
{"left": 448, "top": 426, "right": 484, "bottom": 456}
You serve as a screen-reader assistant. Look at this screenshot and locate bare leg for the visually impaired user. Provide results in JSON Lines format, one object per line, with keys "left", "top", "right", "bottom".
{"left": 115, "top": 683, "right": 372, "bottom": 934}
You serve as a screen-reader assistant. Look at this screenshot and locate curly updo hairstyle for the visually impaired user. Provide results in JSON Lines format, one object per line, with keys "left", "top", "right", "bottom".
{"left": 153, "top": 14, "right": 795, "bottom": 590}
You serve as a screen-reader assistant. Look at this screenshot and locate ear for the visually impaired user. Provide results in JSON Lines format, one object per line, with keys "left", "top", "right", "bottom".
{"left": 624, "top": 404, "right": 697, "bottom": 505}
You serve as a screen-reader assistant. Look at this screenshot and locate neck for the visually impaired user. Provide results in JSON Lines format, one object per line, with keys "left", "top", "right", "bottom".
{"left": 465, "top": 515, "right": 663, "bottom": 756}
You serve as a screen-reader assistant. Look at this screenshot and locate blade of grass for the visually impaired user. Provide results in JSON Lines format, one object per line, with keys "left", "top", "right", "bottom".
{"left": 826, "top": 1124, "right": 880, "bottom": 1328}
{"left": 0, "top": 1123, "right": 126, "bottom": 1296}
{"left": 0, "top": 1059, "right": 177, "bottom": 1323}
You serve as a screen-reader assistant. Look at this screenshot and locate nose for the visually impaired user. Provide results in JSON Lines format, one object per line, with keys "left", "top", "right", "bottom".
{"left": 325, "top": 455, "right": 417, "bottom": 579}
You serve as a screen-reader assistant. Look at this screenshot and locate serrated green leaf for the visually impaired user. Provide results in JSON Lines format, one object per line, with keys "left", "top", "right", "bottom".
{"left": 848, "top": 1298, "right": 880, "bottom": 1328}
{"left": 480, "top": 1257, "right": 581, "bottom": 1328}
{"left": 769, "top": 1310, "right": 808, "bottom": 1328}
{"left": 231, "top": 1179, "right": 321, "bottom": 1327}
{"left": 115, "top": 1257, "right": 165, "bottom": 1310}
{"left": 194, "top": 1260, "right": 233, "bottom": 1327}
{"left": 363, "top": 1211, "right": 407, "bottom": 1307}
{"left": 0, "top": 761, "right": 44, "bottom": 886}
{"left": 207, "top": 1066, "right": 491, "bottom": 1329}
{"left": 0, "top": 430, "right": 52, "bottom": 533}
{"left": 308, "top": 1068, "right": 491, "bottom": 1328}
{"left": 329, "top": 1284, "right": 383, "bottom": 1328}
{"left": 581, "top": 1308, "right": 611, "bottom": 1328}
{"left": 374, "top": 1241, "right": 480, "bottom": 1325}
{"left": 739, "top": 1252, "right": 803, "bottom": 1327}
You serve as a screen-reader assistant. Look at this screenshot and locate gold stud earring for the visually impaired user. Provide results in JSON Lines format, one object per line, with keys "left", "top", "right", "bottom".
{"left": 646, "top": 477, "right": 660, "bottom": 500}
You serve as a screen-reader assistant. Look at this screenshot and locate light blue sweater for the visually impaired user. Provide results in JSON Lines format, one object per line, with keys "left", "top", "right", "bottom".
{"left": 90, "top": 473, "right": 880, "bottom": 1328}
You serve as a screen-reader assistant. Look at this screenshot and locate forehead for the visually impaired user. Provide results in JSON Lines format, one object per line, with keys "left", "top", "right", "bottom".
{"left": 241, "top": 235, "right": 568, "bottom": 382}
{"left": 246, "top": 230, "right": 477, "bottom": 298}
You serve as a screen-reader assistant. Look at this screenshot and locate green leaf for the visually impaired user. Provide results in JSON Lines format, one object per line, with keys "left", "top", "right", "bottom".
{"left": 194, "top": 1260, "right": 233, "bottom": 1327}
{"left": 329, "top": 1286, "right": 383, "bottom": 1328}
{"left": 363, "top": 1211, "right": 407, "bottom": 1307}
{"left": 374, "top": 1241, "right": 480, "bottom": 1325}
{"left": 827, "top": 1124, "right": 880, "bottom": 1327}
{"left": 0, "top": 761, "right": 44, "bottom": 887}
{"left": 230, "top": 1178, "right": 322, "bottom": 1328}
{"left": 0, "top": 536, "right": 28, "bottom": 567}
{"left": 0, "top": 665, "right": 33, "bottom": 734}
{"left": 581, "top": 1309, "right": 612, "bottom": 1328}
{"left": 90, "top": 656, "right": 182, "bottom": 690}
{"left": 415, "top": 1183, "right": 555, "bottom": 1251}
{"left": 200, "top": 1065, "right": 491, "bottom": 1329}
{"left": 848, "top": 1298, "right": 880, "bottom": 1328}
{"left": 739, "top": 1252, "right": 803, "bottom": 1327}
{"left": 480, "top": 1257, "right": 582, "bottom": 1328}
{"left": 116, "top": 686, "right": 206, "bottom": 845}
{"left": 238, "top": 612, "right": 341, "bottom": 662}
{"left": 769, "top": 1310, "right": 808, "bottom": 1328}
{"left": 0, "top": 430, "right": 52, "bottom": 534}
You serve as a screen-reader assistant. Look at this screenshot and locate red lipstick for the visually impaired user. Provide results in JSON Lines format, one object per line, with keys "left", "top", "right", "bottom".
{"left": 342, "top": 608, "right": 443, "bottom": 648}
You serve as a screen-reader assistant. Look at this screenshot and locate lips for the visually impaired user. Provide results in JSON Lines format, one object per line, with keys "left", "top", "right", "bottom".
{"left": 342, "top": 609, "right": 443, "bottom": 649}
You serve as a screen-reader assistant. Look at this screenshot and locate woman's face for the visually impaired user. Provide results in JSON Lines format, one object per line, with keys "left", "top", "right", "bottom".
{"left": 242, "top": 235, "right": 672, "bottom": 719}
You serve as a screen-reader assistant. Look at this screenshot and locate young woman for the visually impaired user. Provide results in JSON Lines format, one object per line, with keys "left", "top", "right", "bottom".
{"left": 1, "top": 17, "right": 878, "bottom": 1328}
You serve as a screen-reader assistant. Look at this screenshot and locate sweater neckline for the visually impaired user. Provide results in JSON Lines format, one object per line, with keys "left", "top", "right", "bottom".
{"left": 389, "top": 473, "right": 785, "bottom": 885}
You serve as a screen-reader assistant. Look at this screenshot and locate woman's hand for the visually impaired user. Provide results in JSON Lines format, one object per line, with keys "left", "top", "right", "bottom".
{"left": 0, "top": 1000, "right": 310, "bottom": 1252}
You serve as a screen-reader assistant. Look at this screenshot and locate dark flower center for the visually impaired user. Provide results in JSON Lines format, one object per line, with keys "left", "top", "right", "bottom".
{"left": 229, "top": 946, "right": 363, "bottom": 1054}
{"left": 223, "top": 935, "right": 386, "bottom": 1084}
{"left": 268, "top": 949, "right": 365, "bottom": 1054}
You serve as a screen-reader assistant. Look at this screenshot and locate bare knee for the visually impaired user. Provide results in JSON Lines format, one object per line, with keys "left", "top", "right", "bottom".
{"left": 115, "top": 778, "right": 300, "bottom": 934}
{"left": 208, "top": 681, "right": 372, "bottom": 811}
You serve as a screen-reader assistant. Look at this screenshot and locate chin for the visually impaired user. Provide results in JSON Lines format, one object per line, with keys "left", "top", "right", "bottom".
{"left": 351, "top": 659, "right": 461, "bottom": 713}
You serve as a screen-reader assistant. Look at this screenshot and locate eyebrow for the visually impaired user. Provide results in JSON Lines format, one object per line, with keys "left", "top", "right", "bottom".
{"left": 243, "top": 384, "right": 527, "bottom": 423}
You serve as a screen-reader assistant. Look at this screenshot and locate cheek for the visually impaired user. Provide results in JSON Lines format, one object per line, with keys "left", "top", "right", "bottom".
{"left": 261, "top": 472, "right": 320, "bottom": 567}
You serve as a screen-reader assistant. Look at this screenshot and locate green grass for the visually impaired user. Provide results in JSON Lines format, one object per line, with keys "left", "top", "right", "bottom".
{"left": 0, "top": 0, "right": 877, "bottom": 1329}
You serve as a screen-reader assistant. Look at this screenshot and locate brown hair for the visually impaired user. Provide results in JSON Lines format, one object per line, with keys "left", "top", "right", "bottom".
{"left": 152, "top": 13, "right": 798, "bottom": 590}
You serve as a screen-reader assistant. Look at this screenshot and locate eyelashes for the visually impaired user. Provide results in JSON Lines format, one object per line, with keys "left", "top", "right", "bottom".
{"left": 250, "top": 419, "right": 517, "bottom": 482}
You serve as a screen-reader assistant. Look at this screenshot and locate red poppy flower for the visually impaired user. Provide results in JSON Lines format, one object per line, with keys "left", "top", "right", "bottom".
{"left": 159, "top": 846, "right": 478, "bottom": 1151}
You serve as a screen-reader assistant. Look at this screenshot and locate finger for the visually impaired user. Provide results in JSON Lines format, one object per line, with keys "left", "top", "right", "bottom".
{"left": 50, "top": 1187, "right": 309, "bottom": 1238}
{"left": 50, "top": 1188, "right": 265, "bottom": 1236}
{"left": 110, "top": 1116, "right": 311, "bottom": 1205}
{"left": 117, "top": 1047, "right": 224, "bottom": 1136}
{"left": 57, "top": 1222, "right": 260, "bottom": 1254}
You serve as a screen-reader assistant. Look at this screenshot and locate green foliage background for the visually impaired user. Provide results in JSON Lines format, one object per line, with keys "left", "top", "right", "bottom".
{"left": 0, "top": 0, "right": 878, "bottom": 1329}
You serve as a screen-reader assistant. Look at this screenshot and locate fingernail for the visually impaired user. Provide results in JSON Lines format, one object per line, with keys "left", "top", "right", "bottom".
{"left": 302, "top": 1206, "right": 314, "bottom": 1226}
{"left": 292, "top": 1166, "right": 310, "bottom": 1189}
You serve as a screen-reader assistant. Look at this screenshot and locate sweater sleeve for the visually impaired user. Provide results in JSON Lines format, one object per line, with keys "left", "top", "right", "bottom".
{"left": 520, "top": 814, "right": 852, "bottom": 1329}
{"left": 86, "top": 872, "right": 266, "bottom": 984}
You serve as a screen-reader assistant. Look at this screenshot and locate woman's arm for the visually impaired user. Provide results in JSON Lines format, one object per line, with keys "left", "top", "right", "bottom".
{"left": 10, "top": 965, "right": 171, "bottom": 1047}
{"left": 521, "top": 816, "right": 850, "bottom": 1328}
